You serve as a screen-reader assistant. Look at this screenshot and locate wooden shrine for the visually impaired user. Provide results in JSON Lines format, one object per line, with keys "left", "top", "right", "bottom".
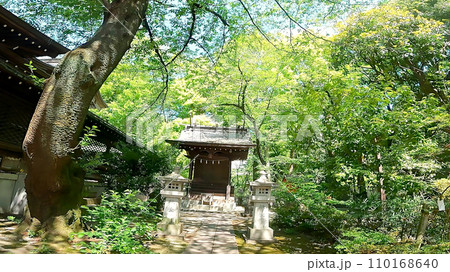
{"left": 167, "top": 126, "right": 255, "bottom": 199}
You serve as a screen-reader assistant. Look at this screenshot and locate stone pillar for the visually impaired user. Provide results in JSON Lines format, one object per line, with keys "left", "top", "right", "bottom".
{"left": 250, "top": 199, "right": 273, "bottom": 241}
{"left": 248, "top": 170, "right": 276, "bottom": 242}
{"left": 157, "top": 168, "right": 190, "bottom": 236}
{"left": 158, "top": 195, "right": 183, "bottom": 235}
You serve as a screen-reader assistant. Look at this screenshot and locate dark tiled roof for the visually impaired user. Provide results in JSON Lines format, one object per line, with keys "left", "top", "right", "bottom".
{"left": 167, "top": 126, "right": 254, "bottom": 147}
{"left": 0, "top": 6, "right": 68, "bottom": 58}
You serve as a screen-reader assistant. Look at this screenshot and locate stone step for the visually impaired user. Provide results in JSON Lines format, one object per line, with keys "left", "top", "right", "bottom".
{"left": 182, "top": 203, "right": 242, "bottom": 213}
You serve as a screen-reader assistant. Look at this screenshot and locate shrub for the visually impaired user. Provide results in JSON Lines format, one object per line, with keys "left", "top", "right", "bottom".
{"left": 335, "top": 228, "right": 396, "bottom": 253}
{"left": 336, "top": 228, "right": 450, "bottom": 254}
{"left": 273, "top": 177, "right": 347, "bottom": 232}
{"left": 74, "top": 190, "right": 160, "bottom": 254}
{"left": 346, "top": 195, "right": 435, "bottom": 241}
{"left": 78, "top": 141, "right": 171, "bottom": 196}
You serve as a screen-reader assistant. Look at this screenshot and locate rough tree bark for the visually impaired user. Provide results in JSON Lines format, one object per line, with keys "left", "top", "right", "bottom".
{"left": 22, "top": 0, "right": 148, "bottom": 238}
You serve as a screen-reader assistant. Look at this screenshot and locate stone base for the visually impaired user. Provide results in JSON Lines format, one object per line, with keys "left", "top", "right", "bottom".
{"left": 223, "top": 202, "right": 236, "bottom": 212}
{"left": 157, "top": 221, "right": 183, "bottom": 236}
{"left": 248, "top": 227, "right": 274, "bottom": 242}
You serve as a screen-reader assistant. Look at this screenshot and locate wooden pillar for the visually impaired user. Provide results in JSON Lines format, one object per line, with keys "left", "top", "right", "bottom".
{"left": 188, "top": 158, "right": 193, "bottom": 180}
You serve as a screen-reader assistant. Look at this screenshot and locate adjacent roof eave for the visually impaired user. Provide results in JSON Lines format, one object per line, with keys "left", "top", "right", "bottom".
{"left": 0, "top": 6, "right": 69, "bottom": 57}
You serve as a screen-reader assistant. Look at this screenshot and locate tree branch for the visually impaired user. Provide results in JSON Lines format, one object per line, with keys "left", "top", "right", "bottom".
{"left": 220, "top": 103, "right": 243, "bottom": 110}
{"left": 192, "top": 38, "right": 215, "bottom": 63}
{"left": 166, "top": 4, "right": 197, "bottom": 67}
{"left": 143, "top": 18, "right": 167, "bottom": 68}
{"left": 273, "top": 0, "right": 332, "bottom": 43}
{"left": 150, "top": 0, "right": 176, "bottom": 8}
{"left": 236, "top": 60, "right": 249, "bottom": 111}
{"left": 199, "top": 4, "right": 229, "bottom": 26}
{"left": 258, "top": 88, "right": 273, "bottom": 130}
{"left": 323, "top": 2, "right": 336, "bottom": 21}
{"left": 142, "top": 17, "right": 169, "bottom": 112}
{"left": 238, "top": 0, "right": 278, "bottom": 49}
{"left": 142, "top": 4, "right": 196, "bottom": 112}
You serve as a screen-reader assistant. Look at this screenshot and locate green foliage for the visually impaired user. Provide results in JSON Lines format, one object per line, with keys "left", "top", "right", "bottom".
{"left": 273, "top": 177, "right": 347, "bottom": 231}
{"left": 333, "top": 5, "right": 448, "bottom": 103}
{"left": 24, "top": 61, "right": 45, "bottom": 87}
{"left": 335, "top": 228, "right": 396, "bottom": 253}
{"left": 79, "top": 142, "right": 171, "bottom": 196}
{"left": 75, "top": 190, "right": 159, "bottom": 254}
{"left": 27, "top": 230, "right": 39, "bottom": 238}
{"left": 32, "top": 243, "right": 56, "bottom": 254}
{"left": 104, "top": 144, "right": 170, "bottom": 195}
{"left": 336, "top": 228, "right": 450, "bottom": 254}
{"left": 4, "top": 0, "right": 448, "bottom": 253}
{"left": 0, "top": 0, "right": 103, "bottom": 47}
{"left": 392, "top": 0, "right": 450, "bottom": 26}
{"left": 6, "top": 215, "right": 21, "bottom": 224}
{"left": 346, "top": 196, "right": 426, "bottom": 238}
{"left": 79, "top": 125, "right": 100, "bottom": 147}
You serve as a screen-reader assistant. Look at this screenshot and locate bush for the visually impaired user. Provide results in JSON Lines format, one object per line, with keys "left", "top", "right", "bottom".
{"left": 336, "top": 228, "right": 450, "bottom": 254}
{"left": 346, "top": 196, "right": 436, "bottom": 241}
{"left": 273, "top": 177, "right": 347, "bottom": 232}
{"left": 79, "top": 142, "right": 171, "bottom": 195}
{"left": 335, "top": 228, "right": 396, "bottom": 253}
{"left": 74, "top": 190, "right": 160, "bottom": 254}
{"left": 336, "top": 195, "right": 450, "bottom": 254}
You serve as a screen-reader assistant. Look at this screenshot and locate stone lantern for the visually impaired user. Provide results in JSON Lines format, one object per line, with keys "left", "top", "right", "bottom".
{"left": 248, "top": 170, "right": 276, "bottom": 241}
{"left": 157, "top": 167, "right": 190, "bottom": 235}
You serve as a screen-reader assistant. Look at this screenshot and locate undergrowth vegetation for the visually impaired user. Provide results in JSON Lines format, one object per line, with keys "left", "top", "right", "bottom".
{"left": 73, "top": 190, "right": 160, "bottom": 254}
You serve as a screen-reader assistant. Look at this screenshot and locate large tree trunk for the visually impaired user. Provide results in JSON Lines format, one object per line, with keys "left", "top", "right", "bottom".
{"left": 22, "top": 0, "right": 148, "bottom": 237}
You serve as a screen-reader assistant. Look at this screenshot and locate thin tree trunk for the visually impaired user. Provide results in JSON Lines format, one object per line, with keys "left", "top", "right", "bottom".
{"left": 446, "top": 208, "right": 450, "bottom": 240}
{"left": 288, "top": 147, "right": 295, "bottom": 175}
{"left": 252, "top": 123, "right": 266, "bottom": 165}
{"left": 357, "top": 173, "right": 366, "bottom": 196}
{"left": 357, "top": 154, "right": 367, "bottom": 198}
{"left": 416, "top": 203, "right": 430, "bottom": 246}
{"left": 377, "top": 152, "right": 386, "bottom": 202}
{"left": 22, "top": 0, "right": 148, "bottom": 237}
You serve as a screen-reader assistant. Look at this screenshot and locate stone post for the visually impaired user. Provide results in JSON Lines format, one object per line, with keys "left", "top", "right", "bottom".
{"left": 157, "top": 167, "right": 190, "bottom": 236}
{"left": 248, "top": 170, "right": 276, "bottom": 242}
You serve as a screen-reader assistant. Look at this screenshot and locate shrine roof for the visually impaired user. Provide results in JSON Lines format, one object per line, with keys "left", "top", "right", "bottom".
{"left": 167, "top": 125, "right": 255, "bottom": 148}
{"left": 0, "top": 6, "right": 69, "bottom": 58}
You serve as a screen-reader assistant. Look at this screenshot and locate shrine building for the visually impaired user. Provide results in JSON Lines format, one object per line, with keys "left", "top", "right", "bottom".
{"left": 167, "top": 126, "right": 255, "bottom": 199}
